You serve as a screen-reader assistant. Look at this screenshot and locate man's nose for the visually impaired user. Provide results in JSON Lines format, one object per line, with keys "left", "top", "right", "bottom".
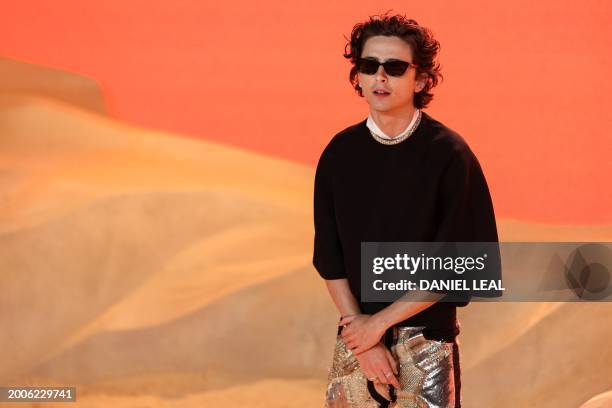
{"left": 375, "top": 65, "right": 387, "bottom": 81}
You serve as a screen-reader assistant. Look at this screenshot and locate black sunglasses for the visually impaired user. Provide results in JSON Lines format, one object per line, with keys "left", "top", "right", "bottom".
{"left": 356, "top": 57, "right": 417, "bottom": 77}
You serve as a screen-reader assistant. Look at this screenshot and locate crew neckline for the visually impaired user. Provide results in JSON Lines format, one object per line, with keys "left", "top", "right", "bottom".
{"left": 367, "top": 108, "right": 421, "bottom": 140}
{"left": 362, "top": 109, "right": 426, "bottom": 147}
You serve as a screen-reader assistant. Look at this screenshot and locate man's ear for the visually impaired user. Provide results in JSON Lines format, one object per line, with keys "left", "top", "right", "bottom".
{"left": 415, "top": 77, "right": 426, "bottom": 93}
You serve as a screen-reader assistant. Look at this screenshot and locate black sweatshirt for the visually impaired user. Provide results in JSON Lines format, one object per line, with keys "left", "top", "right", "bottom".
{"left": 312, "top": 111, "right": 499, "bottom": 341}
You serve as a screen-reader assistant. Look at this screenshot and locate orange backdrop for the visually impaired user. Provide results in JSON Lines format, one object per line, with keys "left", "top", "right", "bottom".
{"left": 1, "top": 0, "right": 610, "bottom": 224}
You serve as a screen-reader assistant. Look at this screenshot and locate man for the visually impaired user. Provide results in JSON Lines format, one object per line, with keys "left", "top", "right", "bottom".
{"left": 312, "top": 14, "right": 499, "bottom": 408}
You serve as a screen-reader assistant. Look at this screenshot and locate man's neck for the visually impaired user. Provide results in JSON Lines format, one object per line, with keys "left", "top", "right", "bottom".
{"left": 369, "top": 105, "right": 416, "bottom": 138}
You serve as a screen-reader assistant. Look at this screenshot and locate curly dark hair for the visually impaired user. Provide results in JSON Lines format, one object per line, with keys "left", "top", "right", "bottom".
{"left": 343, "top": 12, "right": 443, "bottom": 109}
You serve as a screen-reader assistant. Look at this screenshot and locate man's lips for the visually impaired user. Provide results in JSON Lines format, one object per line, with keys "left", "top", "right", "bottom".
{"left": 373, "top": 88, "right": 391, "bottom": 95}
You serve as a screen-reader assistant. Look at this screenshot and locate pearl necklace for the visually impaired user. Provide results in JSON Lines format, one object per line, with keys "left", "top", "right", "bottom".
{"left": 368, "top": 109, "right": 422, "bottom": 145}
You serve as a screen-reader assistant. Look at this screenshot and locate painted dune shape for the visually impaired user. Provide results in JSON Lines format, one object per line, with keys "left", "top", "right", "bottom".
{"left": 1, "top": 63, "right": 612, "bottom": 407}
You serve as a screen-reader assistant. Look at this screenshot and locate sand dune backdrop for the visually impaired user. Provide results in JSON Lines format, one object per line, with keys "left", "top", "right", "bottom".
{"left": 0, "top": 58, "right": 611, "bottom": 407}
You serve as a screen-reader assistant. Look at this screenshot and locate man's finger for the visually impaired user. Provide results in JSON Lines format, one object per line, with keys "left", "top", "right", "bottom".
{"left": 374, "top": 367, "right": 388, "bottom": 386}
{"left": 361, "top": 361, "right": 374, "bottom": 382}
{"left": 385, "top": 349, "right": 398, "bottom": 375}
{"left": 379, "top": 366, "right": 399, "bottom": 388}
{"left": 389, "top": 374, "right": 400, "bottom": 388}
{"left": 383, "top": 361, "right": 400, "bottom": 388}
{"left": 339, "top": 315, "right": 357, "bottom": 325}
{"left": 376, "top": 359, "right": 400, "bottom": 388}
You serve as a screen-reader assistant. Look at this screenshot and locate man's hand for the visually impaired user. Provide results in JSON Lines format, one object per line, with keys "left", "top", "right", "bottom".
{"left": 353, "top": 341, "right": 400, "bottom": 389}
{"left": 339, "top": 314, "right": 386, "bottom": 355}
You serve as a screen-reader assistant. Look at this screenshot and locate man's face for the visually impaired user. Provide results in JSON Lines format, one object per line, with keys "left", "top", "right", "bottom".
{"left": 357, "top": 35, "right": 423, "bottom": 114}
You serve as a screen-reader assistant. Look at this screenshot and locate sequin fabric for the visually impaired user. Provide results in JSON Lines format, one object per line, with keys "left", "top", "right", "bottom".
{"left": 324, "top": 326, "right": 456, "bottom": 407}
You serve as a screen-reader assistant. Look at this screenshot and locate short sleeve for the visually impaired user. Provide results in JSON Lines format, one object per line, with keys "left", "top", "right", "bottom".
{"left": 428, "top": 147, "right": 502, "bottom": 300}
{"left": 434, "top": 148, "right": 499, "bottom": 243}
{"left": 312, "top": 145, "right": 347, "bottom": 280}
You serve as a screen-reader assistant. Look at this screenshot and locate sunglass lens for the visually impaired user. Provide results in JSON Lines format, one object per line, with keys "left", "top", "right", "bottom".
{"left": 357, "top": 59, "right": 379, "bottom": 75}
{"left": 383, "top": 61, "right": 409, "bottom": 76}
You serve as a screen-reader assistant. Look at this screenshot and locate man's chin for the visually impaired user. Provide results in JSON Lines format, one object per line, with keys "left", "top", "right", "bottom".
{"left": 367, "top": 99, "right": 392, "bottom": 109}
{"left": 368, "top": 104, "right": 396, "bottom": 114}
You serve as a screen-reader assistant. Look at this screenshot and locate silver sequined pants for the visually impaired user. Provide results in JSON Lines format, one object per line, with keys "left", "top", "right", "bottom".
{"left": 324, "top": 325, "right": 461, "bottom": 408}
